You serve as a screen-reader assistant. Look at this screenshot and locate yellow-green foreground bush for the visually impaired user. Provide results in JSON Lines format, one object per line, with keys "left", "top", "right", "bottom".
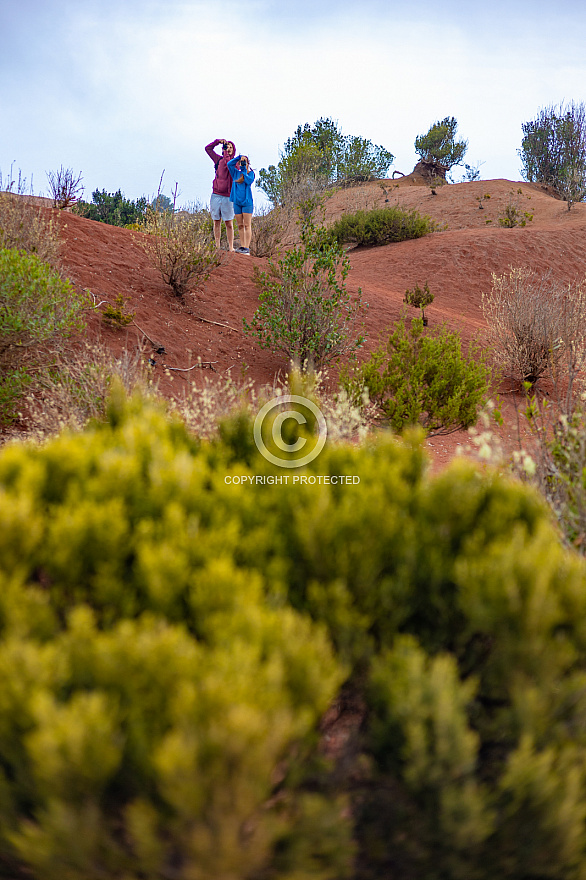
{"left": 1, "top": 390, "right": 586, "bottom": 879}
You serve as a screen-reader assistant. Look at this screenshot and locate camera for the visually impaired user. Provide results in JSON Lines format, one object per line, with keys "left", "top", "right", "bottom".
{"left": 221, "top": 141, "right": 228, "bottom": 150}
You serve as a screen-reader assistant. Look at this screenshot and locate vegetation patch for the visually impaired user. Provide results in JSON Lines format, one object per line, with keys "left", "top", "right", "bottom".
{"left": 327, "top": 205, "right": 434, "bottom": 248}
{"left": 0, "top": 247, "right": 89, "bottom": 422}
{"left": 46, "top": 166, "right": 84, "bottom": 210}
{"left": 138, "top": 208, "right": 220, "bottom": 297}
{"left": 520, "top": 100, "right": 586, "bottom": 209}
{"left": 74, "top": 189, "right": 149, "bottom": 227}
{"left": 250, "top": 203, "right": 288, "bottom": 257}
{"left": 101, "top": 293, "right": 135, "bottom": 328}
{"left": 0, "top": 192, "right": 61, "bottom": 266}
{"left": 244, "top": 217, "right": 367, "bottom": 368}
{"left": 343, "top": 315, "right": 490, "bottom": 435}
{"left": 0, "top": 392, "right": 585, "bottom": 878}
{"left": 413, "top": 115, "right": 468, "bottom": 180}
{"left": 404, "top": 281, "right": 434, "bottom": 324}
{"left": 258, "top": 116, "right": 394, "bottom": 206}
{"left": 481, "top": 267, "right": 586, "bottom": 386}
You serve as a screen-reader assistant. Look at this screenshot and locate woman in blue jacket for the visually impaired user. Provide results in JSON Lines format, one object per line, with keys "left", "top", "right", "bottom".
{"left": 227, "top": 154, "right": 255, "bottom": 255}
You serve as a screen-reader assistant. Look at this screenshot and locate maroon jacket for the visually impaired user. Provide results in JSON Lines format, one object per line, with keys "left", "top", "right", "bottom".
{"left": 205, "top": 139, "right": 236, "bottom": 197}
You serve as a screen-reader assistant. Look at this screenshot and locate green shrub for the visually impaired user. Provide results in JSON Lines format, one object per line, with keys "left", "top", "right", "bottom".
{"left": 522, "top": 398, "right": 586, "bottom": 554}
{"left": 244, "top": 217, "right": 367, "bottom": 368}
{"left": 498, "top": 195, "right": 534, "bottom": 228}
{"left": 101, "top": 293, "right": 135, "bottom": 327}
{"left": 74, "top": 189, "right": 148, "bottom": 226}
{"left": 0, "top": 366, "right": 31, "bottom": 423}
{"left": 1, "top": 391, "right": 586, "bottom": 878}
{"left": 520, "top": 100, "right": 586, "bottom": 209}
{"left": 0, "top": 392, "right": 348, "bottom": 879}
{"left": 404, "top": 281, "right": 434, "bottom": 323}
{"left": 0, "top": 247, "right": 89, "bottom": 422}
{"left": 0, "top": 248, "right": 86, "bottom": 361}
{"left": 362, "top": 626, "right": 586, "bottom": 880}
{"left": 343, "top": 315, "right": 490, "bottom": 434}
{"left": 414, "top": 115, "right": 468, "bottom": 178}
{"left": 257, "top": 117, "right": 394, "bottom": 206}
{"left": 364, "top": 636, "right": 489, "bottom": 877}
{"left": 327, "top": 205, "right": 433, "bottom": 248}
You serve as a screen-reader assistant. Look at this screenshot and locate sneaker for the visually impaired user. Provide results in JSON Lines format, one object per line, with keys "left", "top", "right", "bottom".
{"left": 239, "top": 247, "right": 250, "bottom": 255}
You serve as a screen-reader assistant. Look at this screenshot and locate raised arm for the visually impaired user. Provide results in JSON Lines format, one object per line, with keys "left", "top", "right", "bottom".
{"left": 205, "top": 139, "right": 223, "bottom": 163}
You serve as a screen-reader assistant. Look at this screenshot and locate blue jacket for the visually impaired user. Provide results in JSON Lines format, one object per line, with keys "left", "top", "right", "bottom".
{"left": 227, "top": 155, "right": 255, "bottom": 207}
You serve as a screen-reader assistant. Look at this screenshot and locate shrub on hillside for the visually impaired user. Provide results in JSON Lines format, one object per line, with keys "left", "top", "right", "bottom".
{"left": 259, "top": 142, "right": 326, "bottom": 208}
{"left": 520, "top": 100, "right": 586, "bottom": 209}
{"left": 498, "top": 203, "right": 533, "bottom": 227}
{"left": 327, "top": 205, "right": 433, "bottom": 248}
{"left": 481, "top": 268, "right": 586, "bottom": 388}
{"left": 74, "top": 189, "right": 148, "bottom": 226}
{"left": 46, "top": 166, "right": 84, "bottom": 210}
{"left": 244, "top": 217, "right": 367, "bottom": 368}
{"left": 516, "top": 396, "right": 586, "bottom": 555}
{"left": 404, "top": 281, "right": 434, "bottom": 324}
{"left": 0, "top": 247, "right": 89, "bottom": 422}
{"left": 250, "top": 203, "right": 288, "bottom": 257}
{"left": 258, "top": 117, "right": 394, "bottom": 206}
{"left": 138, "top": 208, "right": 220, "bottom": 297}
{"left": 1, "top": 392, "right": 586, "bottom": 877}
{"left": 343, "top": 315, "right": 490, "bottom": 434}
{"left": 497, "top": 190, "right": 534, "bottom": 228}
{"left": 101, "top": 293, "right": 135, "bottom": 328}
{"left": 24, "top": 341, "right": 152, "bottom": 437}
{"left": 414, "top": 116, "right": 468, "bottom": 179}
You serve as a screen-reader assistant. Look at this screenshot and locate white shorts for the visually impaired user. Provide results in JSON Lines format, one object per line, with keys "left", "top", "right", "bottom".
{"left": 210, "top": 194, "right": 234, "bottom": 221}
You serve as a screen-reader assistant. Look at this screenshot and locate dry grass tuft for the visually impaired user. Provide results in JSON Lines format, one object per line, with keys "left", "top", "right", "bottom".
{"left": 22, "top": 341, "right": 154, "bottom": 439}
{"left": 250, "top": 205, "right": 289, "bottom": 258}
{"left": 0, "top": 192, "right": 62, "bottom": 267}
{"left": 482, "top": 268, "right": 586, "bottom": 394}
{"left": 137, "top": 209, "right": 220, "bottom": 297}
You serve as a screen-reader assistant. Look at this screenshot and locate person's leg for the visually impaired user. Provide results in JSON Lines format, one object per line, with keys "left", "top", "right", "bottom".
{"left": 213, "top": 219, "right": 222, "bottom": 248}
{"left": 233, "top": 213, "right": 243, "bottom": 249}
{"left": 210, "top": 195, "right": 222, "bottom": 248}
{"left": 225, "top": 219, "right": 235, "bottom": 252}
{"left": 241, "top": 212, "right": 253, "bottom": 249}
{"left": 219, "top": 197, "right": 236, "bottom": 252}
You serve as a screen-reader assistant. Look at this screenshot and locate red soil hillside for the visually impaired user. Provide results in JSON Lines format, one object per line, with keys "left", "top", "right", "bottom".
{"left": 48, "top": 180, "right": 586, "bottom": 466}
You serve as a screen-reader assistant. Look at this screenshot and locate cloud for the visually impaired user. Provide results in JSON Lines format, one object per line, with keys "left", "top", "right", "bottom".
{"left": 2, "top": 0, "right": 586, "bottom": 205}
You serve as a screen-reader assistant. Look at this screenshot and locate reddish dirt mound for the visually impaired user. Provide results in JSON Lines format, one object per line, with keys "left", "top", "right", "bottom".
{"left": 42, "top": 181, "right": 586, "bottom": 467}
{"left": 57, "top": 212, "right": 282, "bottom": 388}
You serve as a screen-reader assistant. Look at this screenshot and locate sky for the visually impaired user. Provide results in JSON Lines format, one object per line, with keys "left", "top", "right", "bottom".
{"left": 2, "top": 0, "right": 585, "bottom": 210}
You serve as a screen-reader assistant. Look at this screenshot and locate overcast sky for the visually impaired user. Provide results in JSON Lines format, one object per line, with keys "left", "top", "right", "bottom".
{"left": 2, "top": 0, "right": 585, "bottom": 209}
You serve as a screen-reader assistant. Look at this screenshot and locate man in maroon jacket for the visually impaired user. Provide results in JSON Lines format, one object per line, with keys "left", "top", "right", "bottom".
{"left": 205, "top": 137, "right": 237, "bottom": 252}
